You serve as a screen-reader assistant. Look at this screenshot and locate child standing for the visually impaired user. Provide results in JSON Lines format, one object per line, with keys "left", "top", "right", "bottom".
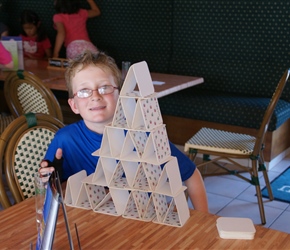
{"left": 53, "top": 0, "right": 101, "bottom": 59}
{"left": 40, "top": 50, "right": 209, "bottom": 213}
{"left": 20, "top": 10, "right": 52, "bottom": 59}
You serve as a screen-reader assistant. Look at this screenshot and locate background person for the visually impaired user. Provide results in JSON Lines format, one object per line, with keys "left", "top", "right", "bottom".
{"left": 20, "top": 9, "right": 52, "bottom": 59}
{"left": 53, "top": 0, "right": 100, "bottom": 59}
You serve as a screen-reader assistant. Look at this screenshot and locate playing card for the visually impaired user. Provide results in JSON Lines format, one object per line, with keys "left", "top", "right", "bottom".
{"left": 143, "top": 162, "right": 162, "bottom": 191}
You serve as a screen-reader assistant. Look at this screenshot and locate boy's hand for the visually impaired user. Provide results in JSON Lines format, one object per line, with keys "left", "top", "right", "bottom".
{"left": 39, "top": 148, "right": 63, "bottom": 180}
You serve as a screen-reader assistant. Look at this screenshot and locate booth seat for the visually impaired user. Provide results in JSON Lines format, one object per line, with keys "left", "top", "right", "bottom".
{"left": 3, "top": 1, "right": 290, "bottom": 163}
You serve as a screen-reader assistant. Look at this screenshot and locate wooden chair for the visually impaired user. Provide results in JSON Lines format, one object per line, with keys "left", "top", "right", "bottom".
{"left": 184, "top": 69, "right": 290, "bottom": 225}
{"left": 3, "top": 70, "right": 63, "bottom": 122}
{"left": 0, "top": 113, "right": 14, "bottom": 134}
{"left": 0, "top": 113, "right": 64, "bottom": 208}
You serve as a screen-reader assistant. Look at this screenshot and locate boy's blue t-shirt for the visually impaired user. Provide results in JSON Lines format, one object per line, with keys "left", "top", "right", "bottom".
{"left": 45, "top": 120, "right": 196, "bottom": 181}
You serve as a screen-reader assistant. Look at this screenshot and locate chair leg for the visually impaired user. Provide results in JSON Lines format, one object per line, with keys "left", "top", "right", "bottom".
{"left": 188, "top": 149, "right": 206, "bottom": 174}
{"left": 187, "top": 148, "right": 196, "bottom": 161}
{"left": 0, "top": 176, "right": 12, "bottom": 209}
{"left": 262, "top": 170, "right": 274, "bottom": 201}
{"left": 255, "top": 184, "right": 266, "bottom": 225}
{"left": 259, "top": 160, "right": 274, "bottom": 201}
{"left": 252, "top": 160, "right": 266, "bottom": 225}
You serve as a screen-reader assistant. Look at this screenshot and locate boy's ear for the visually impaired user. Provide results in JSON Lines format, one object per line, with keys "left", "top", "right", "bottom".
{"left": 68, "top": 98, "right": 80, "bottom": 114}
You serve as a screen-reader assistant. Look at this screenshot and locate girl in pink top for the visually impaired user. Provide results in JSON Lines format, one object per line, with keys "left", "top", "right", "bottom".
{"left": 20, "top": 10, "right": 52, "bottom": 59}
{"left": 0, "top": 42, "right": 13, "bottom": 69}
{"left": 53, "top": 0, "right": 101, "bottom": 59}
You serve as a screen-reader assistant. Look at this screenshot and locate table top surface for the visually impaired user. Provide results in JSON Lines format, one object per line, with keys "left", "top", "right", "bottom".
{"left": 0, "top": 59, "right": 204, "bottom": 98}
{"left": 0, "top": 58, "right": 64, "bottom": 82}
{"left": 0, "top": 197, "right": 290, "bottom": 250}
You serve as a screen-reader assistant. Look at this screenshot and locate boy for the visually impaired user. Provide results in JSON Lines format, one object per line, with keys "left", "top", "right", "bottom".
{"left": 40, "top": 51, "right": 209, "bottom": 213}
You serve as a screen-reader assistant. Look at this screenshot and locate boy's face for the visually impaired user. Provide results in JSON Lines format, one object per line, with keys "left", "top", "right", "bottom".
{"left": 68, "top": 64, "right": 119, "bottom": 132}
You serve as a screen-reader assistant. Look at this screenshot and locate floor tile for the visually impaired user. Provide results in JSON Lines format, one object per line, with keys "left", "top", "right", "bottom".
{"left": 203, "top": 175, "right": 251, "bottom": 198}
{"left": 216, "top": 199, "right": 284, "bottom": 227}
{"left": 271, "top": 159, "right": 290, "bottom": 173}
{"left": 206, "top": 192, "right": 233, "bottom": 214}
{"left": 237, "top": 185, "right": 290, "bottom": 210}
{"left": 268, "top": 210, "right": 290, "bottom": 234}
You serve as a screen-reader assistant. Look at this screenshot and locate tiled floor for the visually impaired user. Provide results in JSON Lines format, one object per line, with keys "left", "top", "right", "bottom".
{"left": 186, "top": 151, "right": 290, "bottom": 234}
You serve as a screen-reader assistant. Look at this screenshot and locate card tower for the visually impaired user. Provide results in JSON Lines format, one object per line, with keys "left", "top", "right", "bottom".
{"left": 64, "top": 61, "right": 189, "bottom": 227}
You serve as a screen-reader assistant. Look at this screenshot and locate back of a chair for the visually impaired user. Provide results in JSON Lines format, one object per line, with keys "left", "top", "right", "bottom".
{"left": 4, "top": 70, "right": 64, "bottom": 123}
{"left": 0, "top": 114, "right": 15, "bottom": 134}
{"left": 254, "top": 69, "right": 290, "bottom": 154}
{"left": 0, "top": 113, "right": 64, "bottom": 207}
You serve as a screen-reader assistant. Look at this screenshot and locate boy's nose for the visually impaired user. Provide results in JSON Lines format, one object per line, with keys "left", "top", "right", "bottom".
{"left": 92, "top": 89, "right": 100, "bottom": 96}
{"left": 91, "top": 89, "right": 102, "bottom": 99}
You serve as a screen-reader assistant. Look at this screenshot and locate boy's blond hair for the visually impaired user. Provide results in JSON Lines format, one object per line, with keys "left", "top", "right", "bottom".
{"left": 65, "top": 50, "right": 122, "bottom": 98}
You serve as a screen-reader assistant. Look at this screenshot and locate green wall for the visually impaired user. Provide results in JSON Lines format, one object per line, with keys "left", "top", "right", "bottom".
{"left": 1, "top": 1, "right": 289, "bottom": 100}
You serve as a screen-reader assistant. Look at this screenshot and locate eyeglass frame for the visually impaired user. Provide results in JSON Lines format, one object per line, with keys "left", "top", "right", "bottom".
{"left": 72, "top": 85, "right": 119, "bottom": 98}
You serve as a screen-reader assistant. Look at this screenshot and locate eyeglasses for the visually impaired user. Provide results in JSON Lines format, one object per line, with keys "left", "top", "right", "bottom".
{"left": 73, "top": 85, "right": 119, "bottom": 98}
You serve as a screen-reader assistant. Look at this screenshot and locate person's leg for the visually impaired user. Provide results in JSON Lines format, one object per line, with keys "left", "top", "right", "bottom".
{"left": 82, "top": 41, "right": 98, "bottom": 54}
{"left": 184, "top": 168, "right": 209, "bottom": 213}
{"left": 66, "top": 41, "right": 78, "bottom": 59}
{"left": 67, "top": 40, "right": 98, "bottom": 59}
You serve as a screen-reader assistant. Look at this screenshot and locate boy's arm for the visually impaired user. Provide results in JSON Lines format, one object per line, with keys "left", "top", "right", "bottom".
{"left": 185, "top": 168, "right": 209, "bottom": 213}
{"left": 87, "top": 0, "right": 101, "bottom": 18}
{"left": 169, "top": 142, "right": 208, "bottom": 212}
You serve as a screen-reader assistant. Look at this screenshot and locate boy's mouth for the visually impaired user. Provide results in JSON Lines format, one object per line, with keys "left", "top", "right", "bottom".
{"left": 90, "top": 105, "right": 106, "bottom": 111}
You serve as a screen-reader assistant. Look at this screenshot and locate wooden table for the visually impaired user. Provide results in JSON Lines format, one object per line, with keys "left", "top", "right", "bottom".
{"left": 0, "top": 59, "right": 204, "bottom": 95}
{"left": 40, "top": 72, "right": 204, "bottom": 97}
{"left": 0, "top": 59, "right": 65, "bottom": 84}
{"left": 151, "top": 73, "right": 203, "bottom": 98}
{"left": 39, "top": 73, "right": 204, "bottom": 99}
{"left": 1, "top": 197, "right": 290, "bottom": 249}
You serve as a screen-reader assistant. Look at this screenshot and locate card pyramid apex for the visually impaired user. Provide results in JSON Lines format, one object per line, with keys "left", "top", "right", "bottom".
{"left": 121, "top": 61, "right": 155, "bottom": 98}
